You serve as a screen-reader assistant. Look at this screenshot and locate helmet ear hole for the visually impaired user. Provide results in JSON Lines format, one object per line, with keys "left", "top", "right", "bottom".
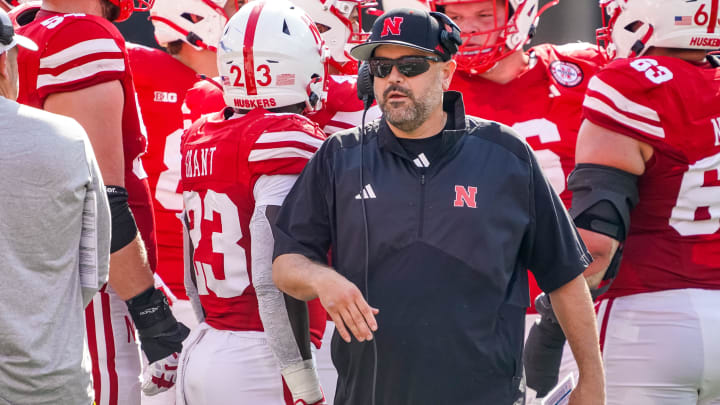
{"left": 624, "top": 20, "right": 643, "bottom": 33}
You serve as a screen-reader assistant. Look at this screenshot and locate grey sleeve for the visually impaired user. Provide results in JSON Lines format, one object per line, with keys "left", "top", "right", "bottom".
{"left": 81, "top": 128, "right": 111, "bottom": 307}
{"left": 251, "top": 204, "right": 304, "bottom": 369}
{"left": 180, "top": 212, "right": 205, "bottom": 323}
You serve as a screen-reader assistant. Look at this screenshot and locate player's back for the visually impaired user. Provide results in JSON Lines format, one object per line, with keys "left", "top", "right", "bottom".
{"left": 181, "top": 109, "right": 325, "bottom": 331}
{"left": 583, "top": 55, "right": 720, "bottom": 298}
{"left": 15, "top": 9, "right": 158, "bottom": 270}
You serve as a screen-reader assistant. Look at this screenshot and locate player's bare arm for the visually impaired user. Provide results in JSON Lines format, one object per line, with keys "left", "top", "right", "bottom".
{"left": 273, "top": 254, "right": 378, "bottom": 343}
{"left": 44, "top": 80, "right": 154, "bottom": 300}
{"left": 548, "top": 275, "right": 605, "bottom": 405}
{"left": 573, "top": 120, "right": 652, "bottom": 287}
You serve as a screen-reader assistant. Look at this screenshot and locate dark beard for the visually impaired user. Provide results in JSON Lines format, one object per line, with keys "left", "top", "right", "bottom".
{"left": 380, "top": 85, "right": 431, "bottom": 133}
{"left": 101, "top": 0, "right": 121, "bottom": 21}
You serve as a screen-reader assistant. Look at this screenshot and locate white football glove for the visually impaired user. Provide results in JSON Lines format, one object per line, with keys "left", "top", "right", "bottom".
{"left": 141, "top": 352, "right": 180, "bottom": 396}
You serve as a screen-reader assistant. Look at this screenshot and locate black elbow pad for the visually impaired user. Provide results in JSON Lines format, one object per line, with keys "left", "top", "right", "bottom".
{"left": 568, "top": 164, "right": 639, "bottom": 242}
{"left": 107, "top": 186, "right": 138, "bottom": 253}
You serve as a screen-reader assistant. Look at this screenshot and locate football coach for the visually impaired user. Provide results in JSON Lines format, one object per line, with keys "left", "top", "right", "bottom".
{"left": 272, "top": 8, "right": 605, "bottom": 405}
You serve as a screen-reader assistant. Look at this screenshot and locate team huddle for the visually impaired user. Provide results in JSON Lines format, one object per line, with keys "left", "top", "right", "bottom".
{"left": 0, "top": 0, "right": 718, "bottom": 404}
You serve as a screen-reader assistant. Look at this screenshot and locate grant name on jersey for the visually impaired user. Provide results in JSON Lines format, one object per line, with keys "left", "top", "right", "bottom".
{"left": 184, "top": 147, "right": 217, "bottom": 178}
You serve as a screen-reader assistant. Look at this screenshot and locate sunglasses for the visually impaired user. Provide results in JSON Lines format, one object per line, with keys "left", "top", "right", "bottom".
{"left": 368, "top": 55, "right": 442, "bottom": 78}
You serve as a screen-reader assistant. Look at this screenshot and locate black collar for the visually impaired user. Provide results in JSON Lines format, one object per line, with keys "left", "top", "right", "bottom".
{"left": 378, "top": 90, "right": 467, "bottom": 160}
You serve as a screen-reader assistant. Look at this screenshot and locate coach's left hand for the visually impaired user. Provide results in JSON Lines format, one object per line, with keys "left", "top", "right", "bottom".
{"left": 312, "top": 268, "right": 379, "bottom": 343}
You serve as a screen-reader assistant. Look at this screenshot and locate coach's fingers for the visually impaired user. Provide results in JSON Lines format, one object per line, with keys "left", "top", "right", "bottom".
{"left": 327, "top": 310, "right": 352, "bottom": 343}
{"left": 340, "top": 307, "right": 371, "bottom": 342}
{"left": 355, "top": 298, "right": 379, "bottom": 333}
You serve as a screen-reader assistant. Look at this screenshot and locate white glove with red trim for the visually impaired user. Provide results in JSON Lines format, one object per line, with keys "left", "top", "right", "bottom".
{"left": 141, "top": 352, "right": 180, "bottom": 396}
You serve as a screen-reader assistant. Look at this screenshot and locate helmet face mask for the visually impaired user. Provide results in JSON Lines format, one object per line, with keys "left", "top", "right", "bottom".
{"left": 432, "top": 0, "right": 556, "bottom": 74}
{"left": 598, "top": 0, "right": 720, "bottom": 59}
{"left": 150, "top": 0, "right": 228, "bottom": 51}
{"left": 288, "top": 0, "right": 375, "bottom": 75}
{"left": 217, "top": 0, "right": 329, "bottom": 112}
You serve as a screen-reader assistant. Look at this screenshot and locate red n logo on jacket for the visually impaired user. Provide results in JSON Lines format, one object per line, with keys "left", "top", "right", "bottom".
{"left": 454, "top": 186, "right": 478, "bottom": 208}
{"left": 381, "top": 17, "right": 404, "bottom": 36}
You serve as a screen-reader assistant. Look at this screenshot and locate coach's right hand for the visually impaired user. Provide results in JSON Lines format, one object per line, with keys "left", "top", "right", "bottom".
{"left": 312, "top": 268, "right": 379, "bottom": 343}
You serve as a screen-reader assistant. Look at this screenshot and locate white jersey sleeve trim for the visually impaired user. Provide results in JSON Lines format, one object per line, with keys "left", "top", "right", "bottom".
{"left": 39, "top": 38, "right": 122, "bottom": 69}
{"left": 37, "top": 59, "right": 125, "bottom": 89}
{"left": 255, "top": 131, "right": 324, "bottom": 148}
{"left": 248, "top": 147, "right": 315, "bottom": 162}
{"left": 253, "top": 174, "right": 299, "bottom": 207}
{"left": 583, "top": 96, "right": 666, "bottom": 139}
{"left": 587, "top": 77, "right": 661, "bottom": 123}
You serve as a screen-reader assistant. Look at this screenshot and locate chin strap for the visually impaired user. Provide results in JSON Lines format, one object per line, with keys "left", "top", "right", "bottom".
{"left": 305, "top": 74, "right": 324, "bottom": 113}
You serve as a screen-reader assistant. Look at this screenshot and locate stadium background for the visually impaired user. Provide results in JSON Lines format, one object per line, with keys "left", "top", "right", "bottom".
{"left": 116, "top": 0, "right": 603, "bottom": 52}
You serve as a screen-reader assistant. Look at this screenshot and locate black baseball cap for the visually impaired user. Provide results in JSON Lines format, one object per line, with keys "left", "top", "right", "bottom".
{"left": 0, "top": 8, "right": 37, "bottom": 54}
{"left": 350, "top": 8, "right": 457, "bottom": 62}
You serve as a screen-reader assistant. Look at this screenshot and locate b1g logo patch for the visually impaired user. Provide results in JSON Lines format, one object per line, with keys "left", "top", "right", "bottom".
{"left": 549, "top": 61, "right": 583, "bottom": 87}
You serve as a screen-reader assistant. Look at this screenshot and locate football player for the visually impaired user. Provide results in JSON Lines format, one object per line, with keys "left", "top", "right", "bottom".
{"left": 572, "top": 0, "right": 720, "bottom": 403}
{"left": 429, "top": 0, "right": 608, "bottom": 399}
{"left": 10, "top": 1, "right": 190, "bottom": 404}
{"left": 126, "top": 0, "right": 242, "bottom": 403}
{"left": 177, "top": 1, "right": 328, "bottom": 404}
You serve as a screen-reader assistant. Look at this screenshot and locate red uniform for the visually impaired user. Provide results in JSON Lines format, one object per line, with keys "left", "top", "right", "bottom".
{"left": 16, "top": 11, "right": 159, "bottom": 405}
{"left": 451, "top": 43, "right": 607, "bottom": 310}
{"left": 307, "top": 74, "right": 381, "bottom": 135}
{"left": 128, "top": 43, "right": 198, "bottom": 300}
{"left": 17, "top": 11, "right": 157, "bottom": 270}
{"left": 583, "top": 55, "right": 720, "bottom": 299}
{"left": 181, "top": 108, "right": 326, "bottom": 345}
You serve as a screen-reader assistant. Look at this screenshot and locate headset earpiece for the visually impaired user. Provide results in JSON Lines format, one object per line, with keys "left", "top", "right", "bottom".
{"left": 357, "top": 62, "right": 374, "bottom": 110}
{"left": 430, "top": 11, "right": 462, "bottom": 55}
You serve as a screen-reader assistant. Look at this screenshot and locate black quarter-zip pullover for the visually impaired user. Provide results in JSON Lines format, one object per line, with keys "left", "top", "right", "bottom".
{"left": 273, "top": 91, "right": 590, "bottom": 405}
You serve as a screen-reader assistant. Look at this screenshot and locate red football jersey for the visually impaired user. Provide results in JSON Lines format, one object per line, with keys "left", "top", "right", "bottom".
{"left": 451, "top": 43, "right": 607, "bottom": 310}
{"left": 181, "top": 108, "right": 327, "bottom": 345}
{"left": 16, "top": 10, "right": 158, "bottom": 270}
{"left": 306, "top": 74, "right": 381, "bottom": 135}
{"left": 583, "top": 55, "right": 720, "bottom": 298}
{"left": 128, "top": 44, "right": 198, "bottom": 299}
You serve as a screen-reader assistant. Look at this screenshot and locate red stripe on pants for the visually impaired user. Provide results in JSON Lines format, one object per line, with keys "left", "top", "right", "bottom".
{"left": 598, "top": 298, "right": 615, "bottom": 354}
{"left": 86, "top": 301, "right": 102, "bottom": 404}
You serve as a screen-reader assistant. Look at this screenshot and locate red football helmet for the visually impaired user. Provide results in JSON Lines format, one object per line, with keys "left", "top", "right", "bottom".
{"left": 432, "top": 0, "right": 558, "bottom": 74}
{"left": 107, "top": 0, "right": 155, "bottom": 22}
{"left": 0, "top": 0, "right": 23, "bottom": 12}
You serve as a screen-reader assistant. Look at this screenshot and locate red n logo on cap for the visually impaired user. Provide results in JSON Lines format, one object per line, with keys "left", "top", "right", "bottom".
{"left": 381, "top": 17, "right": 404, "bottom": 36}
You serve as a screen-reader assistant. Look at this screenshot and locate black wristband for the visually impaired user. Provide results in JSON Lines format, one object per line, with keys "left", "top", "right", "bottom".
{"left": 126, "top": 287, "right": 177, "bottom": 338}
{"left": 126, "top": 287, "right": 190, "bottom": 363}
